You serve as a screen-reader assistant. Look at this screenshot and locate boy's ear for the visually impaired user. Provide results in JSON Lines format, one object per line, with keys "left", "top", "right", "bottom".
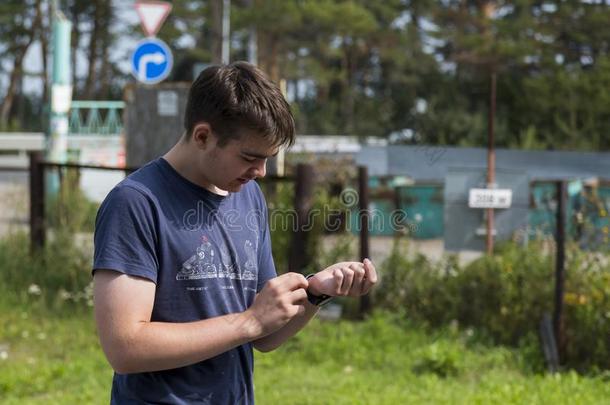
{"left": 191, "top": 123, "right": 214, "bottom": 149}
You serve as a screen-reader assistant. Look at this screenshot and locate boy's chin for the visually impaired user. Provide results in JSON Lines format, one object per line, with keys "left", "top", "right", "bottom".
{"left": 225, "top": 182, "right": 245, "bottom": 192}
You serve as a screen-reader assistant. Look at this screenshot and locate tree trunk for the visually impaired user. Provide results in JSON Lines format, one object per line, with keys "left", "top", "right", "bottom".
{"left": 70, "top": 2, "right": 81, "bottom": 93}
{"left": 210, "top": 0, "right": 223, "bottom": 64}
{"left": 99, "top": 47, "right": 111, "bottom": 98}
{"left": 268, "top": 35, "right": 280, "bottom": 84}
{"left": 257, "top": 30, "right": 267, "bottom": 74}
{"left": 39, "top": 0, "right": 49, "bottom": 104}
{"left": 0, "top": 52, "right": 25, "bottom": 126}
{"left": 342, "top": 40, "right": 355, "bottom": 134}
{"left": 0, "top": 3, "right": 41, "bottom": 127}
{"left": 98, "top": 1, "right": 112, "bottom": 98}
{"left": 83, "top": 0, "right": 101, "bottom": 99}
{"left": 257, "top": 31, "right": 281, "bottom": 84}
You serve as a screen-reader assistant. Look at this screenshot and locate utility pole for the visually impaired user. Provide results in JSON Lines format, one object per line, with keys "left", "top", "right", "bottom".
{"left": 48, "top": 0, "right": 72, "bottom": 164}
{"left": 482, "top": 1, "right": 497, "bottom": 256}
{"left": 221, "top": 0, "right": 231, "bottom": 64}
{"left": 245, "top": 0, "right": 257, "bottom": 65}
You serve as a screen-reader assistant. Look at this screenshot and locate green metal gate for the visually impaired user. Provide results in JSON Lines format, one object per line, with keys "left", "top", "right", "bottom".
{"left": 397, "top": 185, "right": 444, "bottom": 239}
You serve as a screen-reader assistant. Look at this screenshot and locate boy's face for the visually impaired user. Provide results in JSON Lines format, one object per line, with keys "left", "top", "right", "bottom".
{"left": 199, "top": 130, "right": 279, "bottom": 193}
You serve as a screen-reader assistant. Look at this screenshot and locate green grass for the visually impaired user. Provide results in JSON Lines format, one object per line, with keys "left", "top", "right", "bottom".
{"left": 0, "top": 301, "right": 111, "bottom": 404}
{"left": 254, "top": 313, "right": 610, "bottom": 404}
{"left": 1, "top": 298, "right": 608, "bottom": 404}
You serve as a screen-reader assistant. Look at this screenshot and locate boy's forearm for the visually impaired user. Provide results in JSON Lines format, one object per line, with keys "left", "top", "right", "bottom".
{"left": 103, "top": 310, "right": 262, "bottom": 374}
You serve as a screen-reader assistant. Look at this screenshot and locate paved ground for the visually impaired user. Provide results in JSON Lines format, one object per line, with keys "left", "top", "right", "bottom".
{"left": 0, "top": 169, "right": 122, "bottom": 239}
{"left": 322, "top": 234, "right": 483, "bottom": 267}
{"left": 0, "top": 172, "right": 29, "bottom": 237}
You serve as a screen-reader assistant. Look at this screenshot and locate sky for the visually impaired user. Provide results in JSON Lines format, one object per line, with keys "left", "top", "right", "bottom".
{"left": 5, "top": 0, "right": 609, "bottom": 99}
{"left": 3, "top": 1, "right": 143, "bottom": 97}
{"left": 4, "top": 0, "right": 287, "bottom": 102}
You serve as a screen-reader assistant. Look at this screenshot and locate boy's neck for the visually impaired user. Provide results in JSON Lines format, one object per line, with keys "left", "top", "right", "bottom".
{"left": 163, "top": 138, "right": 228, "bottom": 196}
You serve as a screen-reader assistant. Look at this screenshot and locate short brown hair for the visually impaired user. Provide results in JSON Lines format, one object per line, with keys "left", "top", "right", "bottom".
{"left": 184, "top": 61, "right": 295, "bottom": 148}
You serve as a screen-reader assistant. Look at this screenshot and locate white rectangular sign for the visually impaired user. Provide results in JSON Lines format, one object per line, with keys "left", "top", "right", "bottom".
{"left": 157, "top": 91, "right": 178, "bottom": 116}
{"left": 51, "top": 84, "right": 73, "bottom": 114}
{"left": 469, "top": 188, "right": 513, "bottom": 209}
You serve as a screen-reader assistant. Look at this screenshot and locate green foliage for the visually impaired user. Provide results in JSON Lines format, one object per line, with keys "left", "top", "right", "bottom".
{"left": 0, "top": 231, "right": 92, "bottom": 311}
{"left": 451, "top": 244, "right": 554, "bottom": 345}
{"left": 0, "top": 0, "right": 38, "bottom": 54}
{"left": 376, "top": 239, "right": 610, "bottom": 372}
{"left": 412, "top": 341, "right": 461, "bottom": 378}
{"left": 3, "top": 306, "right": 610, "bottom": 404}
{"left": 266, "top": 181, "right": 295, "bottom": 273}
{"left": 318, "top": 231, "right": 356, "bottom": 269}
{"left": 0, "top": 304, "right": 111, "bottom": 403}
{"left": 255, "top": 312, "right": 610, "bottom": 404}
{"left": 0, "top": 189, "right": 607, "bottom": 404}
{"left": 514, "top": 56, "right": 610, "bottom": 150}
{"left": 562, "top": 249, "right": 610, "bottom": 372}
{"left": 305, "top": 186, "right": 353, "bottom": 273}
{"left": 4, "top": 1, "right": 610, "bottom": 149}
{"left": 375, "top": 237, "right": 460, "bottom": 327}
{"left": 46, "top": 169, "right": 99, "bottom": 233}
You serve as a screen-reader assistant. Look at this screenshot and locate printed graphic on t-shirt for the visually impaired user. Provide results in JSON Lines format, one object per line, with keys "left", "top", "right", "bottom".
{"left": 219, "top": 243, "right": 238, "bottom": 279}
{"left": 176, "top": 235, "right": 257, "bottom": 281}
{"left": 176, "top": 236, "right": 217, "bottom": 280}
{"left": 241, "top": 240, "right": 257, "bottom": 281}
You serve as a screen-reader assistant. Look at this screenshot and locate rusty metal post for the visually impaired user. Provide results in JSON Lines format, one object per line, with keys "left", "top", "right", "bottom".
{"left": 29, "top": 151, "right": 46, "bottom": 251}
{"left": 486, "top": 72, "right": 497, "bottom": 255}
{"left": 553, "top": 180, "right": 567, "bottom": 362}
{"left": 288, "top": 163, "right": 315, "bottom": 273}
{"left": 393, "top": 185, "right": 403, "bottom": 237}
{"left": 327, "top": 181, "right": 346, "bottom": 233}
{"left": 358, "top": 166, "right": 371, "bottom": 316}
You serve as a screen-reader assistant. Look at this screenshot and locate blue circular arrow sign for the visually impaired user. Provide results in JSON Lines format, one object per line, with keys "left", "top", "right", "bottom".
{"left": 131, "top": 38, "right": 173, "bottom": 84}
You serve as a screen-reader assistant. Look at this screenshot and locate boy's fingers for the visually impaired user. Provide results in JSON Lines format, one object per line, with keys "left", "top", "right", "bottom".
{"left": 361, "top": 259, "right": 378, "bottom": 294}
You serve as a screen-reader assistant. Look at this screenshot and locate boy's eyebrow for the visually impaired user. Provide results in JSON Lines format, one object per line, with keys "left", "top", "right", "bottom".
{"left": 242, "top": 150, "right": 279, "bottom": 159}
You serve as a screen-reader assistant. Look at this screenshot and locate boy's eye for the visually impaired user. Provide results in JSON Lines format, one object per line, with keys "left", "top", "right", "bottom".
{"left": 242, "top": 156, "right": 256, "bottom": 163}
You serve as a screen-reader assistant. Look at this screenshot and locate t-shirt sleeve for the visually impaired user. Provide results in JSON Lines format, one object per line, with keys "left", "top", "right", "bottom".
{"left": 255, "top": 186, "right": 277, "bottom": 292}
{"left": 93, "top": 185, "right": 159, "bottom": 283}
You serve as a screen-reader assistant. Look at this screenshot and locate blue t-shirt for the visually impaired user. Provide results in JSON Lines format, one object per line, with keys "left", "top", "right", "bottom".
{"left": 93, "top": 157, "right": 277, "bottom": 404}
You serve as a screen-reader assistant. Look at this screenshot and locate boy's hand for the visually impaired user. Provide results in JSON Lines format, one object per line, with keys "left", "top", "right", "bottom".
{"left": 245, "top": 272, "right": 308, "bottom": 337}
{"left": 307, "top": 259, "right": 377, "bottom": 297}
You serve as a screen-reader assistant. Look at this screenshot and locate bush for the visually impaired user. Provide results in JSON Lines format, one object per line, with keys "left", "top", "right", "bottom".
{"left": 0, "top": 170, "right": 97, "bottom": 311}
{"left": 376, "top": 237, "right": 610, "bottom": 372}
{"left": 412, "top": 341, "right": 462, "bottom": 377}
{"left": 562, "top": 249, "right": 610, "bottom": 372}
{"left": 266, "top": 181, "right": 295, "bottom": 273}
{"left": 375, "top": 238, "right": 459, "bottom": 327}
{"left": 454, "top": 243, "right": 554, "bottom": 345}
{"left": 0, "top": 231, "right": 93, "bottom": 310}
{"left": 46, "top": 168, "right": 99, "bottom": 233}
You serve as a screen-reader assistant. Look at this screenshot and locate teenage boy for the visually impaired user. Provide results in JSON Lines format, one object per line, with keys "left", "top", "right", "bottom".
{"left": 93, "top": 61, "right": 377, "bottom": 404}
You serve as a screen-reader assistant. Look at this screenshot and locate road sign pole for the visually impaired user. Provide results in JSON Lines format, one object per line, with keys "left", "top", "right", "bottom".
{"left": 46, "top": 6, "right": 72, "bottom": 198}
{"left": 48, "top": 11, "right": 72, "bottom": 164}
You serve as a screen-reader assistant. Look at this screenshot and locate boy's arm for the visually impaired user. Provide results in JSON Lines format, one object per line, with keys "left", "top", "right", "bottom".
{"left": 93, "top": 269, "right": 308, "bottom": 374}
{"left": 251, "top": 259, "right": 377, "bottom": 352}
